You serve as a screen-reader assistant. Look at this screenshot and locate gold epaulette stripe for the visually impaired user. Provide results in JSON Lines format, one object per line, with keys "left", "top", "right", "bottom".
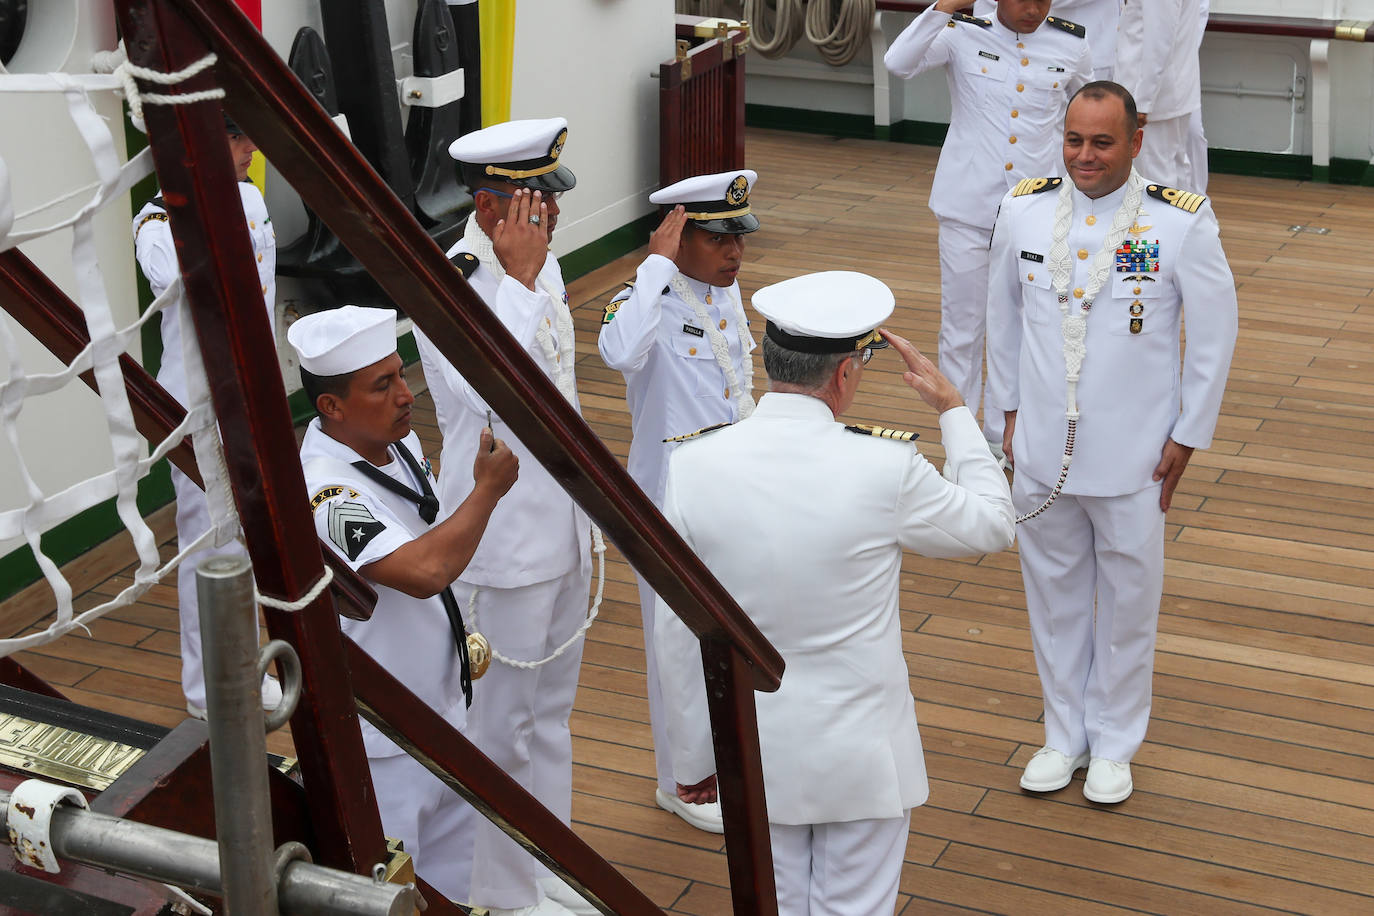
{"left": 845, "top": 423, "right": 917, "bottom": 442}
{"left": 1012, "top": 177, "right": 1060, "bottom": 197}
{"left": 1046, "top": 16, "right": 1086, "bottom": 38}
{"left": 1146, "top": 184, "right": 1207, "bottom": 214}
{"left": 950, "top": 12, "right": 992, "bottom": 28}
{"left": 663, "top": 422, "right": 730, "bottom": 443}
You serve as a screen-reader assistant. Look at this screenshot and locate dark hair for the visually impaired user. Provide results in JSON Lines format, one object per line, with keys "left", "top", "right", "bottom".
{"left": 300, "top": 367, "right": 354, "bottom": 416}
{"left": 761, "top": 336, "right": 855, "bottom": 389}
{"left": 1069, "top": 80, "right": 1140, "bottom": 134}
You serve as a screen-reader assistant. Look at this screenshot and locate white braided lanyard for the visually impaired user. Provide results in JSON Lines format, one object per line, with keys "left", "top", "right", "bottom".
{"left": 463, "top": 218, "right": 576, "bottom": 400}
{"left": 460, "top": 219, "right": 601, "bottom": 666}
{"left": 669, "top": 273, "right": 756, "bottom": 419}
{"left": 1017, "top": 170, "right": 1145, "bottom": 524}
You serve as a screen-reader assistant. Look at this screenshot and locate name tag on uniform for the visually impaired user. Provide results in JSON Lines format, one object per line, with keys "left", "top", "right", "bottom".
{"left": 1047, "top": 66, "right": 1066, "bottom": 73}
{"left": 978, "top": 50, "right": 1000, "bottom": 61}
{"left": 682, "top": 323, "right": 705, "bottom": 338}
{"left": 1020, "top": 250, "right": 1045, "bottom": 263}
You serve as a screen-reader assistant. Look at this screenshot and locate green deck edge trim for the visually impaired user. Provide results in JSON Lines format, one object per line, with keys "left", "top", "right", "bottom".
{"left": 559, "top": 212, "right": 657, "bottom": 282}
{"left": 0, "top": 464, "right": 174, "bottom": 604}
{"left": 746, "top": 104, "right": 1374, "bottom": 186}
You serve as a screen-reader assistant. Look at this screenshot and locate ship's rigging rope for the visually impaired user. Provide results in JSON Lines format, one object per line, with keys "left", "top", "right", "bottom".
{"left": 679, "top": 1, "right": 873, "bottom": 66}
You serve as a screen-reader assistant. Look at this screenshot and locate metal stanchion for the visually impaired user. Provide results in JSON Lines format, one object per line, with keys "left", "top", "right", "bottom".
{"left": 197, "top": 553, "right": 281, "bottom": 915}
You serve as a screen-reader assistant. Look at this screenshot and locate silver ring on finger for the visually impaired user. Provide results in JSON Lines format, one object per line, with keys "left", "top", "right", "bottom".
{"left": 529, "top": 214, "right": 541, "bottom": 226}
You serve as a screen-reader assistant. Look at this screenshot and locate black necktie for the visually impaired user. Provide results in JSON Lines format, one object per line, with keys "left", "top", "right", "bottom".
{"left": 351, "top": 444, "right": 472, "bottom": 705}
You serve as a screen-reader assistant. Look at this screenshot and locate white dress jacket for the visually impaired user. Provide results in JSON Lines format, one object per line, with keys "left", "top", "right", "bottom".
{"left": 654, "top": 393, "right": 1015, "bottom": 825}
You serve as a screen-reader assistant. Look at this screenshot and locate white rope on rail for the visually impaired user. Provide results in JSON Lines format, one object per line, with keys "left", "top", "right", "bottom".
{"left": 256, "top": 566, "right": 335, "bottom": 612}
{"left": 113, "top": 54, "right": 224, "bottom": 130}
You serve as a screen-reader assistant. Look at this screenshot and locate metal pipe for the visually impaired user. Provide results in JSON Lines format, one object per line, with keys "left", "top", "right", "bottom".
{"left": 197, "top": 554, "right": 279, "bottom": 915}
{"left": 0, "top": 791, "right": 415, "bottom": 916}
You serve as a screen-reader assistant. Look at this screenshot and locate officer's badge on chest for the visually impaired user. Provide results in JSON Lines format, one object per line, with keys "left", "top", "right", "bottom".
{"left": 1114, "top": 219, "right": 1161, "bottom": 335}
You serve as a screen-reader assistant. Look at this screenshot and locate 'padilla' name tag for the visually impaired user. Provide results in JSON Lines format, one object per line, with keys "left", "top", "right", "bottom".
{"left": 682, "top": 324, "right": 705, "bottom": 338}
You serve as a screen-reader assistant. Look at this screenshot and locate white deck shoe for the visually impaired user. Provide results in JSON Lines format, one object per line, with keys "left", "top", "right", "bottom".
{"left": 1083, "top": 758, "right": 1133, "bottom": 804}
{"left": 655, "top": 788, "right": 725, "bottom": 834}
{"left": 1019, "top": 746, "right": 1090, "bottom": 793}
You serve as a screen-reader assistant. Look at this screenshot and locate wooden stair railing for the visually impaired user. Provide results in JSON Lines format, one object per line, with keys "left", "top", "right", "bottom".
{"left": 110, "top": 0, "right": 787, "bottom": 913}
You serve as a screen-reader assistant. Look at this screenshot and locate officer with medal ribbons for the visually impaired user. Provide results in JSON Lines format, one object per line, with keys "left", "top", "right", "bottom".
{"left": 653, "top": 272, "right": 1015, "bottom": 916}
{"left": 597, "top": 169, "right": 762, "bottom": 834}
{"left": 411, "top": 118, "right": 596, "bottom": 916}
{"left": 985, "top": 82, "right": 1237, "bottom": 803}
{"left": 884, "top": 0, "right": 1091, "bottom": 458}
{"left": 132, "top": 108, "right": 279, "bottom": 720}
{"left": 290, "top": 305, "right": 519, "bottom": 904}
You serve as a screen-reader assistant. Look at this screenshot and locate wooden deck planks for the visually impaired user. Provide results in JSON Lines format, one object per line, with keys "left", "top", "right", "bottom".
{"left": 2, "top": 127, "right": 1372, "bottom": 913}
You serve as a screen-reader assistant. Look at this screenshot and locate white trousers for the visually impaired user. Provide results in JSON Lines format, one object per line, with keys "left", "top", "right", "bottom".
{"left": 459, "top": 567, "right": 590, "bottom": 910}
{"left": 636, "top": 573, "right": 679, "bottom": 794}
{"left": 770, "top": 812, "right": 911, "bottom": 916}
{"left": 370, "top": 750, "right": 475, "bottom": 905}
{"left": 936, "top": 218, "right": 1002, "bottom": 445}
{"left": 1187, "top": 107, "right": 1209, "bottom": 194}
{"left": 1013, "top": 474, "right": 1165, "bottom": 762}
{"left": 1137, "top": 113, "right": 1195, "bottom": 193}
{"left": 171, "top": 465, "right": 247, "bottom": 709}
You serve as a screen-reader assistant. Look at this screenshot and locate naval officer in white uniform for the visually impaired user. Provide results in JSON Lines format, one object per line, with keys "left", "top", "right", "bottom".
{"left": 1115, "top": 0, "right": 1205, "bottom": 192}
{"left": 654, "top": 272, "right": 1015, "bottom": 916}
{"left": 132, "top": 112, "right": 278, "bottom": 719}
{"left": 885, "top": 0, "right": 1090, "bottom": 453}
{"left": 597, "top": 169, "right": 763, "bottom": 834}
{"left": 411, "top": 118, "right": 594, "bottom": 916}
{"left": 986, "top": 82, "right": 1237, "bottom": 803}
{"left": 975, "top": 0, "right": 1120, "bottom": 80}
{"left": 291, "top": 305, "right": 518, "bottom": 904}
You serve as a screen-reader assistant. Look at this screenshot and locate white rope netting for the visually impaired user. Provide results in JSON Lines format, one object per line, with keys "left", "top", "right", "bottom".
{"left": 0, "top": 63, "right": 239, "bottom": 656}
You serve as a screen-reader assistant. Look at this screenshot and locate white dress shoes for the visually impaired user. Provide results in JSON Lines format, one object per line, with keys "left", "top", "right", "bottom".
{"left": 538, "top": 875, "right": 599, "bottom": 916}
{"left": 655, "top": 788, "right": 725, "bottom": 834}
{"left": 482, "top": 897, "right": 577, "bottom": 916}
{"left": 1019, "top": 746, "right": 1090, "bottom": 793}
{"left": 1083, "top": 758, "right": 1133, "bottom": 804}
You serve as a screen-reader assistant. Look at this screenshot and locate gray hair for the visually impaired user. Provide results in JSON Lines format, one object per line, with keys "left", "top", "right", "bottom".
{"left": 762, "top": 337, "right": 855, "bottom": 390}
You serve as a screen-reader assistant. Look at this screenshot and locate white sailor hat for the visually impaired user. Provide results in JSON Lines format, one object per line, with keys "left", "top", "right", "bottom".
{"left": 287, "top": 305, "right": 398, "bottom": 376}
{"left": 650, "top": 169, "right": 759, "bottom": 234}
{"left": 448, "top": 117, "right": 575, "bottom": 192}
{"left": 753, "top": 271, "right": 892, "bottom": 354}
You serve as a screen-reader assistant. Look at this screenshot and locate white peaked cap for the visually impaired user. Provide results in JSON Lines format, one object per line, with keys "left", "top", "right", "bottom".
{"left": 288, "top": 306, "right": 398, "bottom": 376}
{"left": 650, "top": 169, "right": 757, "bottom": 205}
{"left": 448, "top": 117, "right": 566, "bottom": 165}
{"left": 753, "top": 271, "right": 893, "bottom": 354}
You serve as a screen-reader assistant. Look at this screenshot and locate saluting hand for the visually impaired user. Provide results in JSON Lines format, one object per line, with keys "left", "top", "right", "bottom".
{"left": 473, "top": 428, "right": 519, "bottom": 500}
{"left": 649, "top": 205, "right": 689, "bottom": 263}
{"left": 491, "top": 188, "right": 549, "bottom": 292}
{"left": 883, "top": 329, "right": 964, "bottom": 414}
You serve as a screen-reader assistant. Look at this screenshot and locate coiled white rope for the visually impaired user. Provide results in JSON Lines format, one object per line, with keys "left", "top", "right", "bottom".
{"left": 465, "top": 526, "right": 607, "bottom": 670}
{"left": 804, "top": 0, "right": 875, "bottom": 66}
{"left": 112, "top": 52, "right": 224, "bottom": 131}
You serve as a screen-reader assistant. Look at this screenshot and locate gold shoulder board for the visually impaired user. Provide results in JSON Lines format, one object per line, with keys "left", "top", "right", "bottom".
{"left": 663, "top": 422, "right": 730, "bottom": 443}
{"left": 1012, "top": 177, "right": 1062, "bottom": 197}
{"left": 951, "top": 12, "right": 992, "bottom": 28}
{"left": 845, "top": 423, "right": 918, "bottom": 442}
{"left": 1146, "top": 184, "right": 1206, "bottom": 214}
{"left": 1045, "top": 16, "right": 1086, "bottom": 38}
{"left": 451, "top": 252, "right": 479, "bottom": 279}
